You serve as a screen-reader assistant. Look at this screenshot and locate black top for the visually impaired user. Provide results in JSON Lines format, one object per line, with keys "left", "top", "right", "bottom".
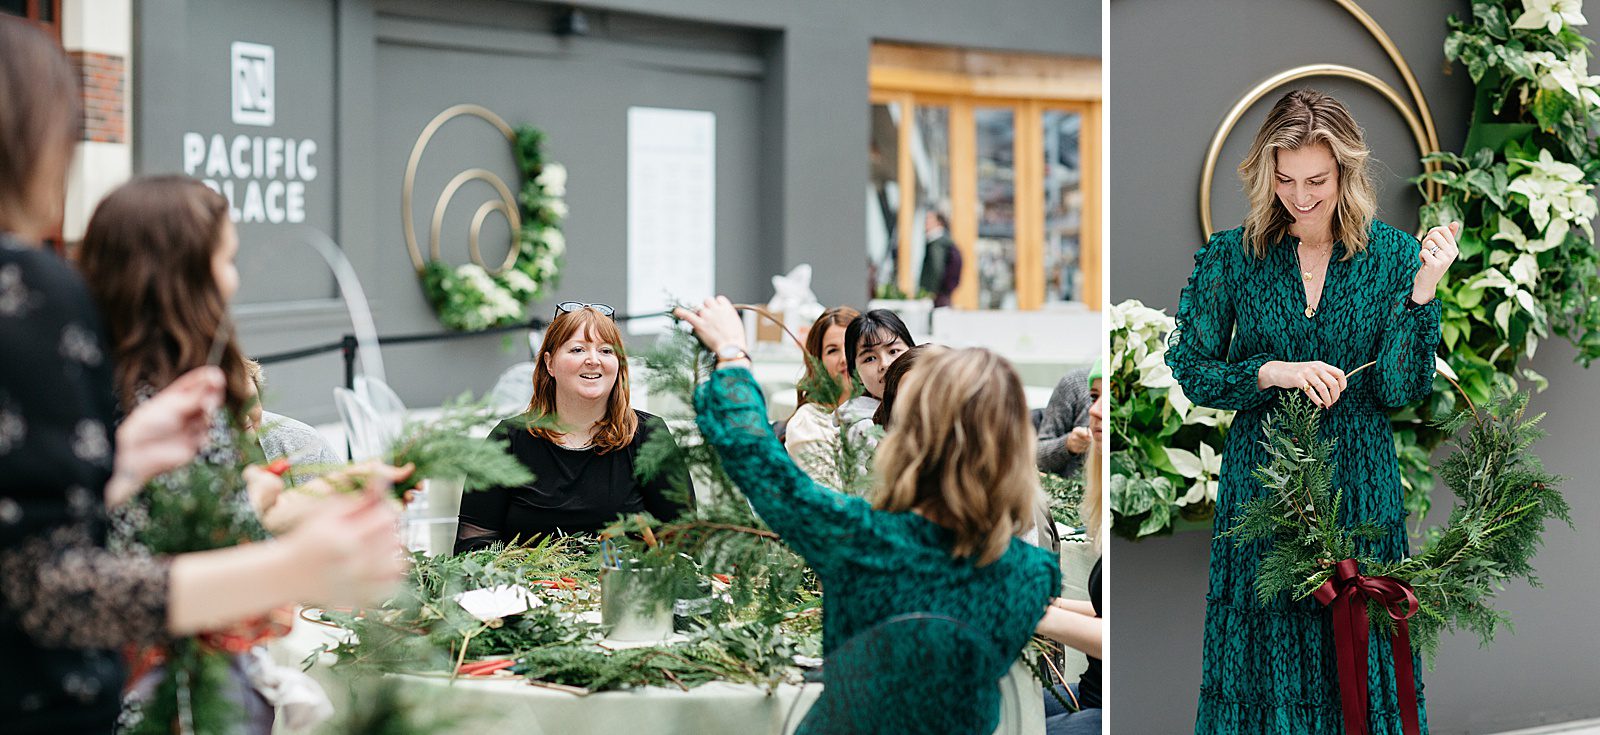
{"left": 1079, "top": 557, "right": 1102, "bottom": 709}
{"left": 0, "top": 235, "right": 170, "bottom": 734}
{"left": 454, "top": 409, "right": 691, "bottom": 552}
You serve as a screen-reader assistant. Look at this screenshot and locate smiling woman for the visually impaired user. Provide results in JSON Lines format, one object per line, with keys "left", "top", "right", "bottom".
{"left": 454, "top": 306, "right": 693, "bottom": 551}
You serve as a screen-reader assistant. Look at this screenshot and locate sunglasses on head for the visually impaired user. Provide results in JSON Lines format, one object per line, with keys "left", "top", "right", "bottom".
{"left": 554, "top": 301, "right": 616, "bottom": 320}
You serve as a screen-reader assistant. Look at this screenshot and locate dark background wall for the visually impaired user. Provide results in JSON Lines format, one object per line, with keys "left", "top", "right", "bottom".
{"left": 132, "top": 0, "right": 1099, "bottom": 424}
{"left": 1109, "top": 1, "right": 1600, "bottom": 732}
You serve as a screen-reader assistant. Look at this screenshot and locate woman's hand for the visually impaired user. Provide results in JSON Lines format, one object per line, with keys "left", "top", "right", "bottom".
{"left": 1064, "top": 427, "right": 1093, "bottom": 455}
{"left": 1412, "top": 221, "right": 1461, "bottom": 304}
{"left": 672, "top": 296, "right": 747, "bottom": 356}
{"left": 262, "top": 462, "right": 414, "bottom": 533}
{"left": 1258, "top": 360, "right": 1347, "bottom": 408}
{"left": 243, "top": 464, "right": 286, "bottom": 518}
{"left": 108, "top": 367, "right": 225, "bottom": 507}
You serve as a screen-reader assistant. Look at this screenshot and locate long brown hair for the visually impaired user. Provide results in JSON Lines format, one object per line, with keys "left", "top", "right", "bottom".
{"left": 1238, "top": 89, "right": 1377, "bottom": 258}
{"left": 0, "top": 18, "right": 80, "bottom": 237}
{"left": 872, "top": 348, "right": 1039, "bottom": 566}
{"left": 78, "top": 176, "right": 252, "bottom": 419}
{"left": 526, "top": 307, "right": 637, "bottom": 453}
{"left": 795, "top": 306, "right": 859, "bottom": 410}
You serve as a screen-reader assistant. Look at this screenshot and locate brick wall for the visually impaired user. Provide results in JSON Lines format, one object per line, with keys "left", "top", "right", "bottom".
{"left": 68, "top": 50, "right": 125, "bottom": 144}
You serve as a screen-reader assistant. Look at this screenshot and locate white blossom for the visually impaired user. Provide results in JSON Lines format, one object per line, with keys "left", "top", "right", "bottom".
{"left": 1507, "top": 149, "right": 1597, "bottom": 236}
{"left": 536, "top": 163, "right": 567, "bottom": 197}
{"left": 1511, "top": 0, "right": 1587, "bottom": 34}
{"left": 1168, "top": 443, "right": 1221, "bottom": 506}
{"left": 543, "top": 229, "right": 566, "bottom": 257}
{"left": 1524, "top": 50, "right": 1600, "bottom": 109}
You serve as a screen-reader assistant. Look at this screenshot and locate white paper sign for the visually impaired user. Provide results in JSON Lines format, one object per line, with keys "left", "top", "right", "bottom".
{"left": 453, "top": 584, "right": 544, "bottom": 621}
{"left": 627, "top": 107, "right": 715, "bottom": 334}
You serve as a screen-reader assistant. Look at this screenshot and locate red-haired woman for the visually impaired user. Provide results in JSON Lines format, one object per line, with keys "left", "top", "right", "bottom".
{"left": 455, "top": 304, "right": 691, "bottom": 550}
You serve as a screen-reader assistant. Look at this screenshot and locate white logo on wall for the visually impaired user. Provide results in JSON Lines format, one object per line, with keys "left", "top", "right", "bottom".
{"left": 184, "top": 40, "right": 320, "bottom": 224}
{"left": 231, "top": 42, "right": 274, "bottom": 126}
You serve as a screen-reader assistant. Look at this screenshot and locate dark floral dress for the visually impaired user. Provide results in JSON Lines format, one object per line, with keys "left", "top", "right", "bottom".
{"left": 1166, "top": 221, "right": 1440, "bottom": 734}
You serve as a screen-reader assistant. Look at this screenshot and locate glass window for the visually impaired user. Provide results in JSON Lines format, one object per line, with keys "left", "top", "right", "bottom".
{"left": 1044, "top": 109, "right": 1084, "bottom": 304}
{"left": 867, "top": 101, "right": 902, "bottom": 298}
{"left": 975, "top": 107, "right": 1017, "bottom": 310}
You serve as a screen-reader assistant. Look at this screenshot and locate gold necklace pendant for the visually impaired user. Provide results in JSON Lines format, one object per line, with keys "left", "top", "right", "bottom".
{"left": 1305, "top": 305, "right": 1316, "bottom": 318}
{"left": 1303, "top": 271, "right": 1314, "bottom": 282}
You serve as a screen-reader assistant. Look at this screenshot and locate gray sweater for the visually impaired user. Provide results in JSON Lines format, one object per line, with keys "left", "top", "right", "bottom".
{"left": 1037, "top": 367, "right": 1093, "bottom": 477}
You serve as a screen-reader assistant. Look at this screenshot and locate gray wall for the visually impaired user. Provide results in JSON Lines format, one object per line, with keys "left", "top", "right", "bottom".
{"left": 132, "top": 0, "right": 1098, "bottom": 424}
{"left": 1109, "top": 1, "right": 1600, "bottom": 732}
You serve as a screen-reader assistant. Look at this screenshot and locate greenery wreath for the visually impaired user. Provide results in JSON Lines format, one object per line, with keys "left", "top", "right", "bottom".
{"left": 1224, "top": 387, "right": 1569, "bottom": 664}
{"left": 420, "top": 125, "right": 567, "bottom": 332}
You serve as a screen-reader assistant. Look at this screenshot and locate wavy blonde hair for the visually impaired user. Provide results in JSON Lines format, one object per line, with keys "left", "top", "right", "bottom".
{"left": 872, "top": 348, "right": 1038, "bottom": 567}
{"left": 1238, "top": 89, "right": 1377, "bottom": 258}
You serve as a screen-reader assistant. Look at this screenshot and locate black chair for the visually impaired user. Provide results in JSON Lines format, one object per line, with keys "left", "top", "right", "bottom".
{"left": 785, "top": 613, "right": 1016, "bottom": 734}
{"left": 1029, "top": 408, "right": 1045, "bottom": 431}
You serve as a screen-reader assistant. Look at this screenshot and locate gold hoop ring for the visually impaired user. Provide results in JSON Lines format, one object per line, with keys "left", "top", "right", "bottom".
{"left": 401, "top": 104, "right": 522, "bottom": 275}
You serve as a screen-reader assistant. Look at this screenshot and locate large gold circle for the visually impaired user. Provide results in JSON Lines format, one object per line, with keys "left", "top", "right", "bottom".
{"left": 401, "top": 104, "right": 522, "bottom": 275}
{"left": 1199, "top": 64, "right": 1438, "bottom": 240}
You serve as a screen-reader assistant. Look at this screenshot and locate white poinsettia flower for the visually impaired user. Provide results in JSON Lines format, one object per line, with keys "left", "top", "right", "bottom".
{"left": 1136, "top": 349, "right": 1176, "bottom": 390}
{"left": 1108, "top": 302, "right": 1129, "bottom": 331}
{"left": 1511, "top": 0, "right": 1587, "bottom": 34}
{"left": 1510, "top": 252, "right": 1541, "bottom": 287}
{"left": 1509, "top": 149, "right": 1596, "bottom": 233}
{"left": 1491, "top": 214, "right": 1568, "bottom": 255}
{"left": 546, "top": 200, "right": 569, "bottom": 219}
{"left": 1527, "top": 50, "right": 1600, "bottom": 109}
{"left": 1167, "top": 381, "right": 1195, "bottom": 422}
{"left": 1168, "top": 443, "right": 1221, "bottom": 507}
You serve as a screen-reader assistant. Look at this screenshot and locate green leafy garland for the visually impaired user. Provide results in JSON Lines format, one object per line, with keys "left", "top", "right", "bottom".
{"left": 1222, "top": 390, "right": 1569, "bottom": 663}
{"left": 1395, "top": 0, "right": 1600, "bottom": 519}
{"left": 420, "top": 126, "right": 567, "bottom": 332}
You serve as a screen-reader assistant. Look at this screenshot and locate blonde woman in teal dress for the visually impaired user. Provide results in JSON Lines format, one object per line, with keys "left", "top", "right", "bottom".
{"left": 1166, "top": 89, "right": 1459, "bottom": 734}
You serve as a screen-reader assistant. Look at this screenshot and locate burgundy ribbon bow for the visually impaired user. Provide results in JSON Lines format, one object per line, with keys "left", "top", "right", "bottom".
{"left": 1312, "top": 558, "right": 1421, "bottom": 735}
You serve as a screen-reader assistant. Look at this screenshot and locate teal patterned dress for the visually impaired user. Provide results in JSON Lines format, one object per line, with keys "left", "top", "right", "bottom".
{"left": 693, "top": 367, "right": 1061, "bottom": 734}
{"left": 1165, "top": 222, "right": 1440, "bottom": 734}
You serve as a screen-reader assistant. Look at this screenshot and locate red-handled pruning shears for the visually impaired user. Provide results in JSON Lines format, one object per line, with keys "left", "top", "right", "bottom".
{"left": 264, "top": 458, "right": 291, "bottom": 477}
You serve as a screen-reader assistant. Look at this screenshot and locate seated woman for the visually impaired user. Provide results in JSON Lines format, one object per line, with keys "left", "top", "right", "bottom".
{"left": 676, "top": 296, "right": 1059, "bottom": 733}
{"left": 1038, "top": 362, "right": 1104, "bottom": 735}
{"left": 783, "top": 306, "right": 858, "bottom": 488}
{"left": 455, "top": 304, "right": 691, "bottom": 551}
{"left": 838, "top": 309, "right": 916, "bottom": 434}
{"left": 1037, "top": 366, "right": 1095, "bottom": 478}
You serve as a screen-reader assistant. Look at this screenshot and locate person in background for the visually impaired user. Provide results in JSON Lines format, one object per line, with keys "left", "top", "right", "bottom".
{"left": 918, "top": 209, "right": 962, "bottom": 307}
{"left": 1037, "top": 366, "right": 1095, "bottom": 478}
{"left": 1039, "top": 361, "right": 1104, "bottom": 734}
{"left": 242, "top": 359, "right": 341, "bottom": 489}
{"left": 78, "top": 174, "right": 415, "bottom": 734}
{"left": 0, "top": 20, "right": 405, "bottom": 734}
{"left": 838, "top": 308, "right": 917, "bottom": 439}
{"left": 455, "top": 303, "right": 692, "bottom": 551}
{"left": 783, "top": 306, "right": 860, "bottom": 490}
